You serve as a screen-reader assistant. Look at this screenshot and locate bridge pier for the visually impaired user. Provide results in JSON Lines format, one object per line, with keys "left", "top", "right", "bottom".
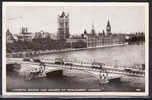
{"left": 46, "top": 69, "right": 63, "bottom": 78}
{"left": 87, "top": 69, "right": 122, "bottom": 84}
{"left": 98, "top": 71, "right": 109, "bottom": 84}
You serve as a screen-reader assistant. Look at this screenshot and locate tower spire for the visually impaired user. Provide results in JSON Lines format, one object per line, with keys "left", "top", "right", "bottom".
{"left": 92, "top": 24, "right": 94, "bottom": 30}
{"left": 106, "top": 19, "right": 111, "bottom": 36}
{"left": 91, "top": 24, "right": 96, "bottom": 35}
{"left": 107, "top": 20, "right": 110, "bottom": 26}
{"left": 84, "top": 29, "right": 87, "bottom": 35}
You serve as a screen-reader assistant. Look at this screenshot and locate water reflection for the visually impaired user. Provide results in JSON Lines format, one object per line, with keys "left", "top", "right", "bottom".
{"left": 39, "top": 44, "right": 145, "bottom": 66}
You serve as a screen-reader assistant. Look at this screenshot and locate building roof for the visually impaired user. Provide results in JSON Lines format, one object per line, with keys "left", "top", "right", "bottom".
{"left": 107, "top": 20, "right": 111, "bottom": 27}
{"left": 60, "top": 11, "right": 65, "bottom": 18}
{"left": 59, "top": 11, "right": 69, "bottom": 18}
{"left": 84, "top": 29, "right": 87, "bottom": 35}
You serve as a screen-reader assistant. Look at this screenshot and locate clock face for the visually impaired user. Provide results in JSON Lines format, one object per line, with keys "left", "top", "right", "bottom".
{"left": 107, "top": 27, "right": 110, "bottom": 30}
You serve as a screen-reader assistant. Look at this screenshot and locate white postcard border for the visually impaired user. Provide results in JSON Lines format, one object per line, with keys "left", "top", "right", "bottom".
{"left": 2, "top": 2, "right": 149, "bottom": 96}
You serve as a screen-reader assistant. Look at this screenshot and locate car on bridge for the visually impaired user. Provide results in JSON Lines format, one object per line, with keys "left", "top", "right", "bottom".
{"left": 23, "top": 57, "right": 32, "bottom": 62}
{"left": 91, "top": 62, "right": 105, "bottom": 69}
{"left": 32, "top": 58, "right": 41, "bottom": 63}
{"left": 23, "top": 57, "right": 43, "bottom": 64}
{"left": 64, "top": 62, "right": 73, "bottom": 66}
{"left": 54, "top": 58, "right": 64, "bottom": 65}
{"left": 124, "top": 68, "right": 132, "bottom": 72}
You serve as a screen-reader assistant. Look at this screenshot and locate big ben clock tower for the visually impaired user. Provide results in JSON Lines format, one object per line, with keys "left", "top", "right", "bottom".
{"left": 106, "top": 20, "right": 112, "bottom": 36}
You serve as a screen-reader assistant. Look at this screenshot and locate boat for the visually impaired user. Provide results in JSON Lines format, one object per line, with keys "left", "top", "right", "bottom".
{"left": 6, "top": 63, "right": 21, "bottom": 76}
{"left": 108, "top": 77, "right": 121, "bottom": 83}
{"left": 46, "top": 70, "right": 63, "bottom": 78}
{"left": 98, "top": 68, "right": 122, "bottom": 84}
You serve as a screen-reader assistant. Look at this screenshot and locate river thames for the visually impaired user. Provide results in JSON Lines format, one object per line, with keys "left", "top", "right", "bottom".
{"left": 7, "top": 44, "right": 145, "bottom": 92}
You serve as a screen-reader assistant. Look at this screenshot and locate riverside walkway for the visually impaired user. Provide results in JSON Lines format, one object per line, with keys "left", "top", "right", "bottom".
{"left": 7, "top": 43, "right": 128, "bottom": 58}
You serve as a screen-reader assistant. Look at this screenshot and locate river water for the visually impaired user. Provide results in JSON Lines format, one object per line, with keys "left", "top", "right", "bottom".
{"left": 38, "top": 44, "right": 145, "bottom": 66}
{"left": 7, "top": 44, "right": 145, "bottom": 92}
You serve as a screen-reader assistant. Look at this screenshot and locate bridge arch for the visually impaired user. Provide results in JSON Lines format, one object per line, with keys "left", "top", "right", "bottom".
{"left": 62, "top": 67, "right": 109, "bottom": 84}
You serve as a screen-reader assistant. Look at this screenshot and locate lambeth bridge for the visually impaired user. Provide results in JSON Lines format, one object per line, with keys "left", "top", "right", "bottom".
{"left": 7, "top": 58, "right": 145, "bottom": 83}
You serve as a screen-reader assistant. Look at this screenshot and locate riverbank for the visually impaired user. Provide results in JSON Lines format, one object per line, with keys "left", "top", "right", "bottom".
{"left": 36, "top": 43, "right": 128, "bottom": 54}
{"left": 7, "top": 43, "right": 128, "bottom": 58}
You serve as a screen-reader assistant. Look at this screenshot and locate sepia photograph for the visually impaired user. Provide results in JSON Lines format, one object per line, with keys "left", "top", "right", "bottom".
{"left": 2, "top": 2, "right": 149, "bottom": 96}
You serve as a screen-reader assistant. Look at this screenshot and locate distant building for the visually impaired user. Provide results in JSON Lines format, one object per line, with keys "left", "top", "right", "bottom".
{"left": 6, "top": 29, "right": 15, "bottom": 43}
{"left": 12, "top": 34, "right": 19, "bottom": 41}
{"left": 84, "top": 29, "right": 87, "bottom": 35}
{"left": 66, "top": 38, "right": 86, "bottom": 43}
{"left": 34, "top": 31, "right": 50, "bottom": 39}
{"left": 67, "top": 34, "right": 86, "bottom": 44}
{"left": 91, "top": 25, "right": 96, "bottom": 35}
{"left": 57, "top": 11, "right": 70, "bottom": 40}
{"left": 18, "top": 27, "right": 33, "bottom": 41}
{"left": 50, "top": 33, "right": 57, "bottom": 40}
{"left": 83, "top": 21, "right": 125, "bottom": 48}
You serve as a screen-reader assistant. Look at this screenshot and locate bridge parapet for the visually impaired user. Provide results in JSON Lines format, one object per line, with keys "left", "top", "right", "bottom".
{"left": 7, "top": 58, "right": 145, "bottom": 82}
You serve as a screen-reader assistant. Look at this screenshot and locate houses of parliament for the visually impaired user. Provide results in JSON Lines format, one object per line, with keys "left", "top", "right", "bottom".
{"left": 6, "top": 11, "right": 126, "bottom": 48}
{"left": 57, "top": 11, "right": 126, "bottom": 47}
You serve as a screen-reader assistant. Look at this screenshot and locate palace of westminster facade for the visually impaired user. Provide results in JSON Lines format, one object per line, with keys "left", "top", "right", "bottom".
{"left": 7, "top": 11, "right": 126, "bottom": 48}
{"left": 57, "top": 11, "right": 126, "bottom": 47}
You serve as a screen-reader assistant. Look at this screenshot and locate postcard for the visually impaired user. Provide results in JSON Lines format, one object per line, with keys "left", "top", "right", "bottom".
{"left": 2, "top": 2, "right": 149, "bottom": 96}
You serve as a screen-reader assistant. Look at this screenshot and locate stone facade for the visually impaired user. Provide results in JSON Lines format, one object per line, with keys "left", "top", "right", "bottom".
{"left": 84, "top": 21, "right": 125, "bottom": 48}
{"left": 57, "top": 11, "right": 70, "bottom": 40}
{"left": 34, "top": 31, "right": 50, "bottom": 39}
{"left": 86, "top": 34, "right": 125, "bottom": 48}
{"left": 106, "top": 20, "right": 112, "bottom": 36}
{"left": 18, "top": 27, "right": 33, "bottom": 41}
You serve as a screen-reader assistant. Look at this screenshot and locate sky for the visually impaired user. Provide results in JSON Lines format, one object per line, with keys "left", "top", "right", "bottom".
{"left": 4, "top": 3, "right": 147, "bottom": 35}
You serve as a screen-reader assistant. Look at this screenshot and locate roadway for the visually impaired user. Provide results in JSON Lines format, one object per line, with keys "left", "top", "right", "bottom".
{"left": 7, "top": 58, "right": 145, "bottom": 77}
